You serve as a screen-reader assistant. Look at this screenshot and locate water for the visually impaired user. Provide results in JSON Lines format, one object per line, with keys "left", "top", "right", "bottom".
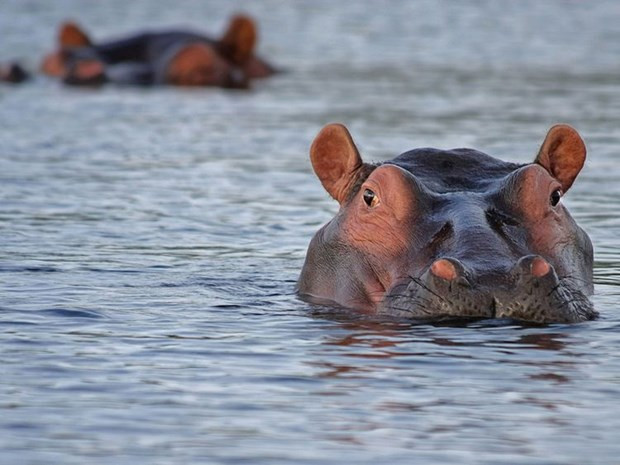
{"left": 1, "top": 1, "right": 620, "bottom": 464}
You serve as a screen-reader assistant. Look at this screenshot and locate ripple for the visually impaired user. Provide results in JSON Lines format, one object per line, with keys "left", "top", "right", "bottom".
{"left": 38, "top": 308, "right": 106, "bottom": 319}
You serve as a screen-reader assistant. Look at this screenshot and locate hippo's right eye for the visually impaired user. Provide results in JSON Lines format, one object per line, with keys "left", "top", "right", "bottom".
{"left": 363, "top": 188, "right": 379, "bottom": 208}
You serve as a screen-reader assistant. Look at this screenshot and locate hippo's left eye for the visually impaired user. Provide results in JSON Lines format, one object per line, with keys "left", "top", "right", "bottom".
{"left": 363, "top": 188, "right": 379, "bottom": 208}
{"left": 550, "top": 189, "right": 562, "bottom": 207}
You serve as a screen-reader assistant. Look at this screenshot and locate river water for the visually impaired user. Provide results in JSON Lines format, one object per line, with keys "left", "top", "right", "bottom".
{"left": 1, "top": 1, "right": 620, "bottom": 464}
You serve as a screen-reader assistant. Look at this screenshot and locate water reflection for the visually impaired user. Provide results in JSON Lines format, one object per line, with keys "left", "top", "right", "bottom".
{"left": 308, "top": 317, "right": 580, "bottom": 382}
{"left": 303, "top": 319, "right": 598, "bottom": 454}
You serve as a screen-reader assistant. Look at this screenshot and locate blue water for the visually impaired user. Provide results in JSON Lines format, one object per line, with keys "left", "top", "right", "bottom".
{"left": 1, "top": 1, "right": 620, "bottom": 464}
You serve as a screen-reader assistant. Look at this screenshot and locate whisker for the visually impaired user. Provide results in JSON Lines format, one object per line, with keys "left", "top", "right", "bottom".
{"left": 409, "top": 275, "right": 447, "bottom": 303}
{"left": 558, "top": 274, "right": 590, "bottom": 285}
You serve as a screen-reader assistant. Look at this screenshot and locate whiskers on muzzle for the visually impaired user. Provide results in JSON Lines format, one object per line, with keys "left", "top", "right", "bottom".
{"left": 378, "top": 262, "right": 597, "bottom": 324}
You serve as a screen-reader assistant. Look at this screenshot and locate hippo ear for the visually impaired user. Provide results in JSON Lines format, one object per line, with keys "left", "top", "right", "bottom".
{"left": 310, "top": 124, "right": 366, "bottom": 204}
{"left": 535, "top": 124, "right": 586, "bottom": 192}
{"left": 59, "top": 21, "right": 92, "bottom": 48}
{"left": 218, "top": 15, "right": 257, "bottom": 65}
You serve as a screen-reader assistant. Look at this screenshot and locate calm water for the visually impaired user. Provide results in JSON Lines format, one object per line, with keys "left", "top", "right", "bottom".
{"left": 2, "top": 1, "right": 620, "bottom": 464}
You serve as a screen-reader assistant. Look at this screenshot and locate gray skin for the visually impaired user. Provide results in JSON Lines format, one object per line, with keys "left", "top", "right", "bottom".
{"left": 298, "top": 124, "right": 596, "bottom": 324}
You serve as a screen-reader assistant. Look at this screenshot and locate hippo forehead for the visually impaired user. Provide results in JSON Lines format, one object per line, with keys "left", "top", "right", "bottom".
{"left": 386, "top": 148, "right": 523, "bottom": 194}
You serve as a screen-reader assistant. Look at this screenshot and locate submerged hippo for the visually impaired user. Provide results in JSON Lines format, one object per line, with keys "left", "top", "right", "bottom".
{"left": 40, "top": 15, "right": 277, "bottom": 87}
{"left": 298, "top": 124, "right": 597, "bottom": 323}
{"left": 0, "top": 62, "right": 29, "bottom": 83}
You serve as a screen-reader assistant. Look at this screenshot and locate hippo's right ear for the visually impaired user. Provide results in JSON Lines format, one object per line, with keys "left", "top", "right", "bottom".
{"left": 218, "top": 15, "right": 257, "bottom": 65}
{"left": 535, "top": 124, "right": 586, "bottom": 193}
{"left": 310, "top": 124, "right": 366, "bottom": 204}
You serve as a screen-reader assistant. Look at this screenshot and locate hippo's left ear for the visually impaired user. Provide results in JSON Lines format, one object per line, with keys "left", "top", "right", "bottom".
{"left": 535, "top": 124, "right": 586, "bottom": 192}
{"left": 59, "top": 21, "right": 92, "bottom": 48}
{"left": 310, "top": 124, "right": 368, "bottom": 204}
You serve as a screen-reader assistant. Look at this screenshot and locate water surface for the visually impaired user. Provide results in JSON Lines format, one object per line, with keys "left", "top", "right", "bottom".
{"left": 1, "top": 1, "right": 620, "bottom": 464}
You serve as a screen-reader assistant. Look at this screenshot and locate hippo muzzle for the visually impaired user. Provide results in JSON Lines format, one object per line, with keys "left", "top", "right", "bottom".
{"left": 298, "top": 123, "right": 597, "bottom": 324}
{"left": 381, "top": 255, "right": 596, "bottom": 323}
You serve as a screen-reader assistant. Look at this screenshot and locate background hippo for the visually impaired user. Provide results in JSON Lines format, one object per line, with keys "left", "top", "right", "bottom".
{"left": 298, "top": 124, "right": 597, "bottom": 323}
{"left": 40, "top": 15, "right": 276, "bottom": 87}
{"left": 0, "top": 62, "right": 29, "bottom": 83}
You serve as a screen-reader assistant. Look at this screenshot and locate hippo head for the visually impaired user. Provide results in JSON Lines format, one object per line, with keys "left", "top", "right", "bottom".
{"left": 164, "top": 43, "right": 248, "bottom": 89}
{"left": 298, "top": 124, "right": 596, "bottom": 324}
{"left": 40, "top": 21, "right": 93, "bottom": 78}
{"left": 165, "top": 15, "right": 260, "bottom": 88}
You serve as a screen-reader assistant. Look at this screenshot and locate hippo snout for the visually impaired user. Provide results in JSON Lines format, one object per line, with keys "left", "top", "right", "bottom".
{"left": 380, "top": 255, "right": 597, "bottom": 324}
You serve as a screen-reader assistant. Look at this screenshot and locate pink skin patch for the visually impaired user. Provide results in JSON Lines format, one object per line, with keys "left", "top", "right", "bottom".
{"left": 430, "top": 259, "right": 457, "bottom": 281}
{"left": 74, "top": 60, "right": 105, "bottom": 80}
{"left": 531, "top": 256, "right": 551, "bottom": 278}
{"left": 41, "top": 51, "right": 67, "bottom": 77}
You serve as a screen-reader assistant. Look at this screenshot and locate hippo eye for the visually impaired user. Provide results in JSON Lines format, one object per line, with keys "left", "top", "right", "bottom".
{"left": 550, "top": 189, "right": 562, "bottom": 207}
{"left": 363, "top": 188, "right": 379, "bottom": 208}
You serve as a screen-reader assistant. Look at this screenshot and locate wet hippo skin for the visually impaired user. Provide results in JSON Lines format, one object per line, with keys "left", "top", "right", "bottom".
{"left": 40, "top": 15, "right": 277, "bottom": 88}
{"left": 0, "top": 62, "right": 29, "bottom": 83}
{"left": 298, "top": 124, "right": 597, "bottom": 324}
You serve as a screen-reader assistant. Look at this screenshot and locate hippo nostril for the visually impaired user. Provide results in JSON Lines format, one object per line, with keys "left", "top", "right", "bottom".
{"left": 430, "top": 258, "right": 458, "bottom": 281}
{"left": 515, "top": 255, "right": 553, "bottom": 279}
{"left": 531, "top": 256, "right": 551, "bottom": 278}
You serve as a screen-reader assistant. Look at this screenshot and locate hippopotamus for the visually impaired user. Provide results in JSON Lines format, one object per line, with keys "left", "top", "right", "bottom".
{"left": 298, "top": 124, "right": 597, "bottom": 324}
{"left": 0, "top": 62, "right": 29, "bottom": 83}
{"left": 40, "top": 14, "right": 277, "bottom": 87}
